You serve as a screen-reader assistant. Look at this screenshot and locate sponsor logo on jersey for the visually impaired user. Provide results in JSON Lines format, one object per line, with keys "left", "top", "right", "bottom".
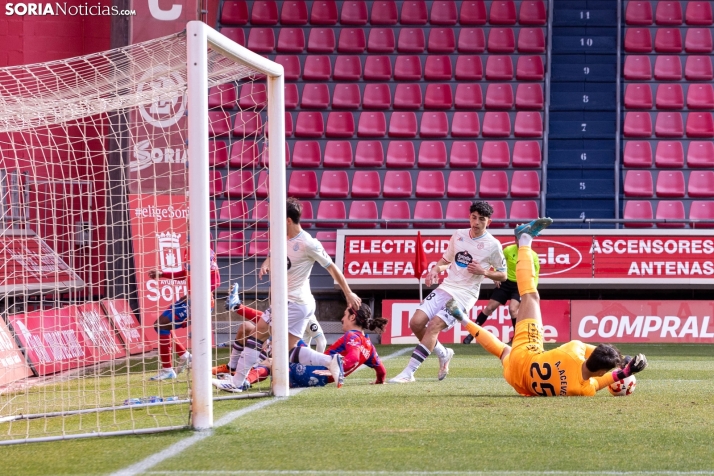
{"left": 454, "top": 251, "right": 473, "bottom": 268}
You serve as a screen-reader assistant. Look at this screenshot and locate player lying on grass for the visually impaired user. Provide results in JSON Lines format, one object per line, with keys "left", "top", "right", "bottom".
{"left": 446, "top": 217, "right": 648, "bottom": 397}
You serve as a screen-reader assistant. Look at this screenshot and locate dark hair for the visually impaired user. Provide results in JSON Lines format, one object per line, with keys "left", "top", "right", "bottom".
{"left": 585, "top": 344, "right": 623, "bottom": 372}
{"left": 286, "top": 197, "right": 302, "bottom": 224}
{"left": 351, "top": 303, "right": 388, "bottom": 333}
{"left": 470, "top": 201, "right": 494, "bottom": 218}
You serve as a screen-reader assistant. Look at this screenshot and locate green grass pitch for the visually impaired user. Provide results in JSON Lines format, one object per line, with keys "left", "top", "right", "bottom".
{"left": 2, "top": 343, "right": 713, "bottom": 476}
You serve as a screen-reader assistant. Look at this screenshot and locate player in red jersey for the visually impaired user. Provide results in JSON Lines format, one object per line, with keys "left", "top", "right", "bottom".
{"left": 149, "top": 248, "right": 220, "bottom": 381}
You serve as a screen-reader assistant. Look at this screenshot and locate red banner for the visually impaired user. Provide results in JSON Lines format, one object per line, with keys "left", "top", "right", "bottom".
{"left": 382, "top": 300, "right": 571, "bottom": 344}
{"left": 101, "top": 299, "right": 157, "bottom": 354}
{"left": 571, "top": 300, "right": 714, "bottom": 343}
{"left": 0, "top": 318, "right": 33, "bottom": 384}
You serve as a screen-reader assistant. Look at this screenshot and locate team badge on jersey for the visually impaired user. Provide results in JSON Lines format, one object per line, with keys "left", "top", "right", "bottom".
{"left": 455, "top": 251, "right": 473, "bottom": 268}
{"left": 293, "top": 243, "right": 300, "bottom": 251}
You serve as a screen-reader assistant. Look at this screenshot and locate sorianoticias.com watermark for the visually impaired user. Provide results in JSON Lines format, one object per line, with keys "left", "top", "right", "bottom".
{"left": 5, "top": 3, "right": 136, "bottom": 16}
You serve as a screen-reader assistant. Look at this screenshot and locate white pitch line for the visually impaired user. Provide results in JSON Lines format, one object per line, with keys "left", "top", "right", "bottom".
{"left": 144, "top": 470, "right": 714, "bottom": 476}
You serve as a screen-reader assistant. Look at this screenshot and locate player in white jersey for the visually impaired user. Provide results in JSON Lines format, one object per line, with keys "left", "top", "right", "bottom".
{"left": 389, "top": 201, "right": 507, "bottom": 383}
{"left": 213, "top": 198, "right": 361, "bottom": 393}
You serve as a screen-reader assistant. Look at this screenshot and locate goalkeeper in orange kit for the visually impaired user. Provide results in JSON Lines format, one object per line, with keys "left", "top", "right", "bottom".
{"left": 446, "top": 218, "right": 648, "bottom": 397}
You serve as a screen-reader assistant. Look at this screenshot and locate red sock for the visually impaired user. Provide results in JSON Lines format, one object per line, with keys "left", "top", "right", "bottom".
{"left": 247, "top": 366, "right": 270, "bottom": 384}
{"left": 236, "top": 305, "right": 263, "bottom": 322}
{"left": 159, "top": 332, "right": 173, "bottom": 369}
{"left": 172, "top": 330, "right": 187, "bottom": 355}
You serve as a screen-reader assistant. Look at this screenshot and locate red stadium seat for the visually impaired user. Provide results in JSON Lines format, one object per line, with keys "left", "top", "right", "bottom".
{"left": 311, "top": 0, "right": 338, "bottom": 24}
{"left": 232, "top": 111, "right": 262, "bottom": 137}
{"left": 518, "top": 28, "right": 545, "bottom": 53}
{"left": 625, "top": 1, "right": 653, "bottom": 25}
{"left": 690, "top": 201, "right": 714, "bottom": 228}
{"left": 229, "top": 141, "right": 258, "bottom": 167}
{"left": 284, "top": 112, "right": 294, "bottom": 137}
{"left": 333, "top": 56, "right": 362, "bottom": 80}
{"left": 424, "top": 55, "right": 453, "bottom": 80}
{"left": 687, "top": 84, "right": 714, "bottom": 109}
{"left": 354, "top": 141, "right": 384, "bottom": 167}
{"left": 481, "top": 200, "right": 505, "bottom": 227}
{"left": 216, "top": 231, "right": 245, "bottom": 257}
{"left": 303, "top": 55, "right": 331, "bottom": 80}
{"left": 447, "top": 171, "right": 477, "bottom": 198}
{"left": 351, "top": 171, "right": 381, "bottom": 198}
{"left": 481, "top": 141, "right": 510, "bottom": 167}
{"left": 401, "top": 0, "right": 428, "bottom": 24}
{"left": 367, "top": 28, "right": 396, "bottom": 52}
{"left": 511, "top": 171, "right": 540, "bottom": 197}
{"left": 488, "top": 28, "right": 515, "bottom": 53}
{"left": 255, "top": 170, "right": 270, "bottom": 198}
{"left": 274, "top": 55, "right": 300, "bottom": 80}
{"left": 686, "top": 112, "right": 714, "bottom": 138}
{"left": 431, "top": 1, "right": 458, "bottom": 25}
{"left": 209, "top": 111, "right": 231, "bottom": 137}
{"left": 623, "top": 55, "right": 652, "bottom": 80}
{"left": 281, "top": 1, "right": 307, "bottom": 24}
{"left": 394, "top": 56, "right": 422, "bottom": 80}
{"left": 655, "top": 141, "right": 684, "bottom": 168}
{"left": 515, "top": 112, "right": 543, "bottom": 137}
{"left": 420, "top": 112, "right": 449, "bottom": 138}
{"left": 513, "top": 141, "right": 541, "bottom": 167}
{"left": 316, "top": 201, "right": 347, "bottom": 228}
{"left": 623, "top": 141, "right": 653, "bottom": 167}
{"left": 624, "top": 84, "right": 653, "bottom": 109}
{"left": 357, "top": 111, "right": 386, "bottom": 137}
{"left": 624, "top": 170, "right": 654, "bottom": 197}
{"left": 381, "top": 201, "right": 411, "bottom": 228}
{"left": 455, "top": 84, "right": 483, "bottom": 109}
{"left": 220, "top": 28, "right": 245, "bottom": 45}
{"left": 424, "top": 84, "right": 453, "bottom": 109}
{"left": 209, "top": 141, "right": 228, "bottom": 168}
{"left": 509, "top": 200, "right": 539, "bottom": 225}
{"left": 655, "top": 112, "right": 684, "bottom": 137}
{"left": 294, "top": 112, "right": 324, "bottom": 138}
{"left": 277, "top": 28, "right": 305, "bottom": 52}
{"left": 623, "top": 200, "right": 654, "bottom": 228}
{"left": 218, "top": 200, "right": 248, "bottom": 228}
{"left": 655, "top": 201, "right": 685, "bottom": 228}
{"left": 656, "top": 170, "right": 685, "bottom": 197}
{"left": 252, "top": 201, "right": 269, "bottom": 228}
{"left": 247, "top": 231, "right": 271, "bottom": 256}
{"left": 221, "top": 1, "right": 248, "bottom": 24}
{"left": 225, "top": 170, "right": 254, "bottom": 198}
{"left": 686, "top": 1, "right": 713, "bottom": 25}
{"left": 326, "top": 111, "right": 356, "bottom": 138}
{"left": 398, "top": 28, "right": 426, "bottom": 53}
{"left": 445, "top": 201, "right": 472, "bottom": 228}
{"left": 416, "top": 171, "right": 446, "bottom": 198}
{"left": 315, "top": 231, "right": 336, "bottom": 256}
{"left": 208, "top": 84, "right": 236, "bottom": 109}
{"left": 486, "top": 83, "right": 514, "bottom": 109}
{"left": 291, "top": 141, "right": 322, "bottom": 167}
{"left": 623, "top": 112, "right": 653, "bottom": 137}
{"left": 656, "top": 1, "right": 682, "bottom": 25}
{"left": 414, "top": 201, "right": 444, "bottom": 228}
{"left": 655, "top": 28, "right": 683, "bottom": 52}
{"left": 238, "top": 83, "right": 267, "bottom": 109}
{"left": 519, "top": 1, "right": 546, "bottom": 25}
{"left": 348, "top": 201, "right": 379, "bottom": 228}
{"left": 340, "top": 1, "right": 367, "bottom": 25}
{"left": 300, "top": 83, "right": 330, "bottom": 109}
{"left": 688, "top": 171, "right": 714, "bottom": 197}
{"left": 479, "top": 171, "right": 509, "bottom": 197}
{"left": 482, "top": 112, "right": 511, "bottom": 137}
{"left": 247, "top": 28, "right": 275, "bottom": 52}
{"left": 687, "top": 141, "right": 714, "bottom": 167}
{"left": 458, "top": 28, "right": 486, "bottom": 52}
{"left": 363, "top": 56, "right": 392, "bottom": 80}
{"left": 428, "top": 28, "right": 456, "bottom": 53}
{"left": 371, "top": 0, "right": 398, "bottom": 24}
{"left": 338, "top": 28, "right": 366, "bottom": 53}
{"left": 285, "top": 84, "right": 298, "bottom": 109}
{"left": 455, "top": 56, "right": 484, "bottom": 80}
{"left": 451, "top": 112, "right": 481, "bottom": 137}
{"left": 251, "top": 1, "right": 278, "bottom": 24}
{"left": 655, "top": 84, "right": 683, "bottom": 109}
{"left": 485, "top": 56, "right": 514, "bottom": 80}
{"left": 654, "top": 55, "right": 682, "bottom": 80}
{"left": 685, "top": 55, "right": 714, "bottom": 80}
{"left": 393, "top": 84, "right": 422, "bottom": 109}
{"left": 515, "top": 84, "right": 544, "bottom": 110}
{"left": 383, "top": 170, "right": 413, "bottom": 197}
{"left": 288, "top": 170, "right": 318, "bottom": 198}
{"left": 323, "top": 141, "right": 353, "bottom": 167}
{"left": 320, "top": 170, "right": 350, "bottom": 198}
{"left": 460, "top": 1, "right": 487, "bottom": 25}
{"left": 209, "top": 170, "right": 224, "bottom": 196}
{"left": 308, "top": 28, "right": 336, "bottom": 52}
{"left": 389, "top": 113, "right": 418, "bottom": 138}
{"left": 418, "top": 141, "right": 448, "bottom": 168}
{"left": 258, "top": 141, "right": 290, "bottom": 168}
{"left": 624, "top": 28, "right": 653, "bottom": 52}
{"left": 490, "top": 0, "right": 517, "bottom": 24}
{"left": 516, "top": 55, "right": 545, "bottom": 80}
{"left": 362, "top": 84, "right": 391, "bottom": 109}
{"left": 450, "top": 141, "right": 480, "bottom": 168}
{"left": 686, "top": 28, "right": 713, "bottom": 53}
{"left": 332, "top": 83, "right": 362, "bottom": 109}
{"left": 387, "top": 142, "right": 415, "bottom": 169}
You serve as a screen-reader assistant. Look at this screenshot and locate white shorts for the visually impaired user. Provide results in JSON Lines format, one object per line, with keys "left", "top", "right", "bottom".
{"left": 262, "top": 301, "right": 316, "bottom": 338}
{"left": 417, "top": 288, "right": 463, "bottom": 331}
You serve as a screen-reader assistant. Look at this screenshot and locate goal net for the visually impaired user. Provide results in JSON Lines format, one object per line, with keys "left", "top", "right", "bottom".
{"left": 0, "top": 22, "right": 287, "bottom": 444}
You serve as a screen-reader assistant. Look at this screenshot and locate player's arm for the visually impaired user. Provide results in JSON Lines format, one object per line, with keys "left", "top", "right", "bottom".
{"left": 258, "top": 257, "right": 270, "bottom": 279}
{"left": 426, "top": 258, "right": 451, "bottom": 286}
{"left": 366, "top": 351, "right": 386, "bottom": 384}
{"left": 594, "top": 354, "right": 648, "bottom": 391}
{"left": 326, "top": 264, "right": 361, "bottom": 310}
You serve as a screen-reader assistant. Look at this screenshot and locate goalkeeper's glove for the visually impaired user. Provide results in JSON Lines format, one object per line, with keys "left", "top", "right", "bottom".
{"left": 614, "top": 353, "right": 647, "bottom": 381}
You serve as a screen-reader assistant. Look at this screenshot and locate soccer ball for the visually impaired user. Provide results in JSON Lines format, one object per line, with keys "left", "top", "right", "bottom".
{"left": 608, "top": 375, "right": 637, "bottom": 396}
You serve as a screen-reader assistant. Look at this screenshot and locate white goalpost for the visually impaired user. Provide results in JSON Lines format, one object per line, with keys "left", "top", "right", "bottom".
{"left": 0, "top": 22, "right": 287, "bottom": 443}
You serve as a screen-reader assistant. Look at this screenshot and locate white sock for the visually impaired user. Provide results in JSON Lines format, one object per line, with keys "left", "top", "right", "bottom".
{"left": 228, "top": 343, "right": 243, "bottom": 369}
{"left": 180, "top": 351, "right": 190, "bottom": 359}
{"left": 432, "top": 342, "right": 447, "bottom": 360}
{"left": 405, "top": 344, "right": 431, "bottom": 374}
{"left": 519, "top": 234, "right": 533, "bottom": 247}
{"left": 232, "top": 337, "right": 262, "bottom": 386}
{"left": 297, "top": 346, "right": 331, "bottom": 367}
{"left": 314, "top": 334, "right": 327, "bottom": 353}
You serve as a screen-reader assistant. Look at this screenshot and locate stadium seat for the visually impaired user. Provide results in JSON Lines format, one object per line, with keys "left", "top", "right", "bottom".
{"left": 362, "top": 84, "right": 391, "bottom": 109}
{"left": 367, "top": 28, "right": 396, "bottom": 52}
{"left": 209, "top": 170, "right": 224, "bottom": 196}
{"left": 220, "top": 28, "right": 245, "bottom": 45}
{"left": 687, "top": 112, "right": 714, "bottom": 138}
{"left": 338, "top": 28, "right": 366, "bottom": 53}
{"left": 418, "top": 141, "right": 448, "bottom": 168}
{"left": 277, "top": 28, "right": 305, "bottom": 52}
{"left": 333, "top": 56, "right": 361, "bottom": 80}
{"left": 354, "top": 141, "right": 384, "bottom": 167}
{"left": 479, "top": 171, "right": 509, "bottom": 197}
{"left": 284, "top": 112, "right": 294, "bottom": 137}
{"left": 209, "top": 141, "right": 228, "bottom": 168}
{"left": 455, "top": 56, "right": 484, "bottom": 80}
{"left": 515, "top": 112, "right": 543, "bottom": 137}
{"left": 444, "top": 201, "right": 472, "bottom": 228}
{"left": 624, "top": 170, "right": 654, "bottom": 197}
{"left": 225, "top": 170, "right": 254, "bottom": 198}
{"left": 455, "top": 84, "right": 483, "bottom": 109}
{"left": 348, "top": 201, "right": 379, "bottom": 228}
{"left": 655, "top": 84, "right": 683, "bottom": 109}
{"left": 687, "top": 141, "right": 714, "bottom": 167}
{"left": 515, "top": 84, "right": 544, "bottom": 110}
{"left": 481, "top": 141, "right": 510, "bottom": 167}
{"left": 274, "top": 55, "right": 300, "bottom": 80}
{"left": 490, "top": 0, "right": 516, "bottom": 24}
{"left": 509, "top": 200, "right": 538, "bottom": 224}
{"left": 326, "top": 111, "right": 356, "bottom": 138}
{"left": 216, "top": 231, "right": 245, "bottom": 257}
{"left": 332, "top": 83, "right": 362, "bottom": 109}
{"left": 460, "top": 0, "right": 487, "bottom": 24}
{"left": 451, "top": 112, "right": 481, "bottom": 137}
{"left": 371, "top": 0, "right": 398, "bottom": 24}
{"left": 247, "top": 230, "right": 270, "bottom": 256}
{"left": 428, "top": 28, "right": 456, "bottom": 53}
{"left": 232, "top": 111, "right": 262, "bottom": 137}
{"left": 655, "top": 201, "right": 686, "bottom": 228}
{"left": 394, "top": 56, "right": 422, "bottom": 80}
{"left": 486, "top": 83, "right": 514, "bottom": 109}
{"left": 323, "top": 140, "right": 353, "bottom": 167}
{"left": 520, "top": 1, "right": 546, "bottom": 25}
{"left": 447, "top": 171, "right": 477, "bottom": 198}
{"left": 209, "top": 111, "right": 230, "bottom": 137}
{"left": 281, "top": 0, "right": 307, "bottom": 24}
{"left": 383, "top": 170, "right": 413, "bottom": 197}
{"left": 655, "top": 28, "right": 682, "bottom": 52}
{"left": 363, "top": 56, "right": 392, "bottom": 80}
{"left": 654, "top": 55, "right": 682, "bottom": 80}
{"left": 251, "top": 1, "right": 278, "bottom": 24}
{"left": 398, "top": 28, "right": 426, "bottom": 53}
{"left": 518, "top": 28, "right": 545, "bottom": 53}
{"left": 450, "top": 141, "right": 480, "bottom": 168}
{"left": 252, "top": 200, "right": 269, "bottom": 228}
{"left": 307, "top": 28, "right": 336, "bottom": 52}
{"left": 623, "top": 55, "right": 652, "bottom": 80}
{"left": 482, "top": 112, "right": 511, "bottom": 137}
{"left": 238, "top": 83, "right": 267, "bottom": 109}
{"left": 351, "top": 171, "right": 381, "bottom": 198}
{"left": 511, "top": 171, "right": 540, "bottom": 197}
{"left": 285, "top": 84, "right": 298, "bottom": 109}
{"left": 488, "top": 28, "right": 515, "bottom": 53}
{"left": 431, "top": 0, "right": 458, "bottom": 25}
{"left": 655, "top": 141, "right": 684, "bottom": 168}
{"left": 218, "top": 200, "right": 248, "bottom": 228}
{"left": 247, "top": 28, "right": 275, "bottom": 53}
{"left": 311, "top": 0, "right": 338, "bottom": 24}
{"left": 222, "top": 1, "right": 248, "bottom": 24}
{"left": 623, "top": 141, "right": 653, "bottom": 167}
{"left": 420, "top": 112, "right": 449, "bottom": 138}
{"left": 688, "top": 171, "right": 714, "bottom": 197}
{"left": 513, "top": 141, "right": 541, "bottom": 167}
{"left": 386, "top": 141, "right": 415, "bottom": 168}
{"left": 255, "top": 170, "right": 269, "bottom": 198}
{"left": 424, "top": 55, "right": 453, "bottom": 80}
{"left": 229, "top": 141, "right": 258, "bottom": 168}
{"left": 656, "top": 1, "right": 682, "bottom": 25}
{"left": 303, "top": 55, "right": 331, "bottom": 80}
{"left": 287, "top": 171, "right": 318, "bottom": 198}
{"left": 401, "top": 0, "right": 428, "bottom": 24}
{"left": 689, "top": 200, "right": 714, "bottom": 228}
{"left": 291, "top": 141, "right": 321, "bottom": 167}
{"left": 316, "top": 201, "right": 346, "bottom": 228}
{"left": 315, "top": 231, "right": 336, "bottom": 256}
{"left": 623, "top": 200, "right": 654, "bottom": 227}
{"left": 687, "top": 84, "right": 714, "bottom": 109}
{"left": 458, "top": 28, "right": 486, "bottom": 53}
{"left": 487, "top": 200, "right": 507, "bottom": 227}
{"left": 625, "top": 28, "right": 653, "bottom": 52}
{"left": 516, "top": 55, "right": 544, "bottom": 80}
{"left": 259, "top": 141, "right": 290, "bottom": 168}
{"left": 294, "top": 112, "right": 324, "bottom": 138}
{"left": 686, "top": 28, "right": 713, "bottom": 53}
{"left": 656, "top": 170, "right": 685, "bottom": 197}
{"left": 686, "top": 1, "right": 713, "bottom": 25}
{"left": 381, "top": 201, "right": 411, "bottom": 228}
{"left": 623, "top": 112, "right": 653, "bottom": 137}
{"left": 414, "top": 201, "right": 444, "bottom": 228}
{"left": 300, "top": 83, "right": 330, "bottom": 109}
{"left": 340, "top": 1, "right": 367, "bottom": 24}
{"left": 389, "top": 111, "right": 417, "bottom": 137}
{"left": 208, "top": 84, "right": 236, "bottom": 109}
{"left": 357, "top": 111, "right": 386, "bottom": 137}
{"left": 394, "top": 84, "right": 423, "bottom": 109}
{"left": 685, "top": 55, "right": 714, "bottom": 80}
{"left": 485, "top": 56, "right": 514, "bottom": 80}
{"left": 416, "top": 171, "right": 446, "bottom": 198}
{"left": 625, "top": 1, "right": 653, "bottom": 25}
{"left": 624, "top": 84, "right": 653, "bottom": 109}
{"left": 424, "top": 84, "right": 453, "bottom": 109}
{"left": 320, "top": 170, "right": 350, "bottom": 198}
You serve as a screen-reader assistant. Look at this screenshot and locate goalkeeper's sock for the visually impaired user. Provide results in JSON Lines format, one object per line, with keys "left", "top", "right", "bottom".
{"left": 475, "top": 311, "right": 489, "bottom": 326}
{"left": 247, "top": 366, "right": 270, "bottom": 385}
{"left": 172, "top": 332, "right": 187, "bottom": 356}
{"left": 158, "top": 330, "right": 173, "bottom": 369}
{"left": 228, "top": 342, "right": 244, "bottom": 369}
{"left": 232, "top": 336, "right": 263, "bottom": 387}
{"left": 462, "top": 321, "right": 507, "bottom": 359}
{"left": 236, "top": 305, "right": 263, "bottom": 322}
{"left": 432, "top": 342, "right": 448, "bottom": 360}
{"left": 293, "top": 346, "right": 331, "bottom": 367}
{"left": 405, "top": 344, "right": 431, "bottom": 374}
{"left": 516, "top": 245, "right": 538, "bottom": 295}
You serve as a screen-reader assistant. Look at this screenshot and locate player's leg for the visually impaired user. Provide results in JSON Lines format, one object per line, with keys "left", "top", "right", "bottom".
{"left": 408, "top": 309, "right": 429, "bottom": 340}
{"left": 303, "top": 316, "right": 327, "bottom": 353}
{"left": 215, "top": 313, "right": 270, "bottom": 392}
{"left": 150, "top": 297, "right": 189, "bottom": 380}
{"left": 463, "top": 297, "right": 503, "bottom": 344}
{"left": 513, "top": 218, "right": 552, "bottom": 328}
{"left": 446, "top": 301, "right": 509, "bottom": 361}
{"left": 213, "top": 320, "right": 257, "bottom": 375}
{"left": 507, "top": 298, "right": 520, "bottom": 345}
